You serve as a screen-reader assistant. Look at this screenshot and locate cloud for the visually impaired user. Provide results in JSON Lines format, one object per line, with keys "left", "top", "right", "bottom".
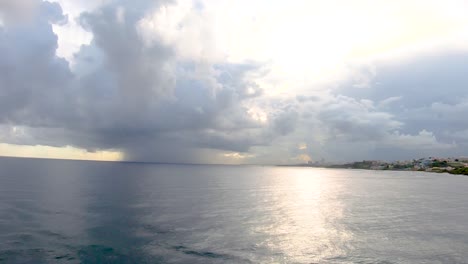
{"left": 0, "top": 1, "right": 72, "bottom": 127}
{"left": 0, "top": 0, "right": 278, "bottom": 163}
{"left": 316, "top": 95, "right": 402, "bottom": 142}
{"left": 1, "top": 0, "right": 468, "bottom": 164}
{"left": 0, "top": 0, "right": 39, "bottom": 25}
{"left": 386, "top": 130, "right": 455, "bottom": 150}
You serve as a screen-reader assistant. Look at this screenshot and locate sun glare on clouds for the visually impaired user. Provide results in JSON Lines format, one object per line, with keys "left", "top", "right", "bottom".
{"left": 0, "top": 143, "right": 123, "bottom": 161}
{"left": 53, "top": 0, "right": 468, "bottom": 92}
{"left": 136, "top": 0, "right": 468, "bottom": 98}
{"left": 49, "top": 0, "right": 468, "bottom": 91}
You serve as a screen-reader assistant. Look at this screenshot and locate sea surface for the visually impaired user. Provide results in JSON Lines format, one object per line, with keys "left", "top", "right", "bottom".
{"left": 0, "top": 157, "right": 468, "bottom": 264}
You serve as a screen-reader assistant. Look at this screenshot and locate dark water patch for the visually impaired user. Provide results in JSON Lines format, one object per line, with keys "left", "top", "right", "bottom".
{"left": 171, "top": 245, "right": 247, "bottom": 262}
{"left": 36, "top": 230, "right": 68, "bottom": 240}
{"left": 85, "top": 225, "right": 153, "bottom": 249}
{"left": 55, "top": 254, "right": 71, "bottom": 259}
{"left": 0, "top": 232, "right": 38, "bottom": 247}
{"left": 183, "top": 250, "right": 223, "bottom": 258}
{"left": 0, "top": 248, "right": 48, "bottom": 264}
{"left": 77, "top": 244, "right": 164, "bottom": 264}
{"left": 140, "top": 224, "right": 172, "bottom": 235}
{"left": 2, "top": 207, "right": 35, "bottom": 223}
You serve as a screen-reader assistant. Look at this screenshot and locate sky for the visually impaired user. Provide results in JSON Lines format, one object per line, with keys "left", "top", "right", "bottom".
{"left": 0, "top": 0, "right": 468, "bottom": 164}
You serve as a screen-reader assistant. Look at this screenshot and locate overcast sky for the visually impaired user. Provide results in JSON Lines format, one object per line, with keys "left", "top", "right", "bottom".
{"left": 1, "top": 0, "right": 468, "bottom": 164}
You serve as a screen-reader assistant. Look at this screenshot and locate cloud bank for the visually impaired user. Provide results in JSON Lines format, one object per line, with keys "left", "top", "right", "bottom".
{"left": 1, "top": 0, "right": 468, "bottom": 164}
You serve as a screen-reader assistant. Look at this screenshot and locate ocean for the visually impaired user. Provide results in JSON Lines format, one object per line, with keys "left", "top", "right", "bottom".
{"left": 0, "top": 157, "right": 467, "bottom": 263}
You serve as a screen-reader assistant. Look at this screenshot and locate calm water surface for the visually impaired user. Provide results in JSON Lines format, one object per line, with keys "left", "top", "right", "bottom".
{"left": 1, "top": 157, "right": 468, "bottom": 263}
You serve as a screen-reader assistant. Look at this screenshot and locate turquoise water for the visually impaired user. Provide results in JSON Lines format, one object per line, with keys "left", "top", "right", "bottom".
{"left": 1, "top": 157, "right": 468, "bottom": 263}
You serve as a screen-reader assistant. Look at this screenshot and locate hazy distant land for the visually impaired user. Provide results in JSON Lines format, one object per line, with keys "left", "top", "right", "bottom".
{"left": 285, "top": 157, "right": 468, "bottom": 175}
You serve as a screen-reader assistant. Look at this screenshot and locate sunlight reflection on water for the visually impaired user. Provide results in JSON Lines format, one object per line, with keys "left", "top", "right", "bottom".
{"left": 254, "top": 168, "right": 352, "bottom": 263}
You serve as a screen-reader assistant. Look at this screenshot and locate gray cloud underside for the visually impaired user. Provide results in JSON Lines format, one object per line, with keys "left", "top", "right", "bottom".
{"left": 1, "top": 0, "right": 468, "bottom": 163}
{"left": 0, "top": 0, "right": 276, "bottom": 163}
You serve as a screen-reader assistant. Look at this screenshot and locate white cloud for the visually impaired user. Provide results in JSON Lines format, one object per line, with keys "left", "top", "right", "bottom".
{"left": 137, "top": 0, "right": 468, "bottom": 97}
{"left": 50, "top": 0, "right": 110, "bottom": 63}
{"left": 0, "top": 0, "right": 39, "bottom": 24}
{"left": 386, "top": 130, "right": 456, "bottom": 150}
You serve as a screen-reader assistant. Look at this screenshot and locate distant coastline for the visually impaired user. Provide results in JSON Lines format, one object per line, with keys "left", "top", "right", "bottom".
{"left": 282, "top": 157, "right": 468, "bottom": 176}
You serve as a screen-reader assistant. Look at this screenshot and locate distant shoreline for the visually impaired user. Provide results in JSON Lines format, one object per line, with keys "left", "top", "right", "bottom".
{"left": 1, "top": 155, "right": 468, "bottom": 175}
{"left": 280, "top": 158, "right": 468, "bottom": 176}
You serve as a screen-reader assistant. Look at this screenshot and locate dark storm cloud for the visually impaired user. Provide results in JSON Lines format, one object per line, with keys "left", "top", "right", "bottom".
{"left": 0, "top": 0, "right": 280, "bottom": 162}
{"left": 0, "top": 1, "right": 72, "bottom": 126}
{"left": 72, "top": 0, "right": 283, "bottom": 161}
